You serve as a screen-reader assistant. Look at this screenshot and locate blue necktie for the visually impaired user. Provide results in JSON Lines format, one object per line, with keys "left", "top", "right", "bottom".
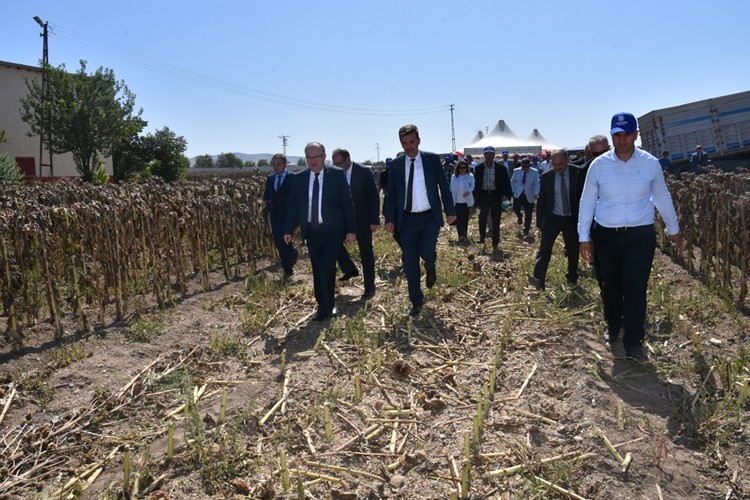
{"left": 311, "top": 173, "right": 320, "bottom": 228}
{"left": 275, "top": 175, "right": 282, "bottom": 191}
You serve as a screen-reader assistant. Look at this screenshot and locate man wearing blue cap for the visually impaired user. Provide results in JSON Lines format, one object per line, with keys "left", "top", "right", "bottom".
{"left": 474, "top": 146, "right": 512, "bottom": 252}
{"left": 578, "top": 113, "right": 682, "bottom": 361}
{"left": 500, "top": 150, "right": 514, "bottom": 179}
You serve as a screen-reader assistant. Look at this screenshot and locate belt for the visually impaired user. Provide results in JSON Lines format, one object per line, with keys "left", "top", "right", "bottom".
{"left": 596, "top": 223, "right": 654, "bottom": 233}
{"left": 308, "top": 223, "right": 325, "bottom": 229}
{"left": 403, "top": 209, "right": 432, "bottom": 216}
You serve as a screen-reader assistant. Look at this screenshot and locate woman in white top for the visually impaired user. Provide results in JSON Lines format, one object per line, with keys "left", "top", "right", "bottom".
{"left": 449, "top": 160, "right": 475, "bottom": 242}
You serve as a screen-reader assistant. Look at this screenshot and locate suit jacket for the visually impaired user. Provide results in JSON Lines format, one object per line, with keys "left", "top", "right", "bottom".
{"left": 347, "top": 163, "right": 380, "bottom": 233}
{"left": 510, "top": 167, "right": 540, "bottom": 200}
{"left": 284, "top": 167, "right": 356, "bottom": 242}
{"left": 264, "top": 170, "right": 295, "bottom": 218}
{"left": 536, "top": 165, "right": 580, "bottom": 228}
{"left": 450, "top": 173, "right": 475, "bottom": 207}
{"left": 383, "top": 151, "right": 456, "bottom": 231}
{"left": 690, "top": 151, "right": 708, "bottom": 166}
{"left": 474, "top": 160, "right": 512, "bottom": 201}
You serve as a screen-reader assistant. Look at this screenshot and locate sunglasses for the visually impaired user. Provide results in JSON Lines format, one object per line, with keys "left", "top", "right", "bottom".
{"left": 591, "top": 148, "right": 610, "bottom": 157}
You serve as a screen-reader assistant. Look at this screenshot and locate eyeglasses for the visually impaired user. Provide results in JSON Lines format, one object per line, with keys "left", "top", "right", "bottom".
{"left": 305, "top": 154, "right": 325, "bottom": 161}
{"left": 591, "top": 149, "right": 609, "bottom": 157}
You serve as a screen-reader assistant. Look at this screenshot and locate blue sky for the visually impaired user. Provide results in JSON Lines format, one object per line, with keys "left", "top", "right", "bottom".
{"left": 3, "top": 1, "right": 749, "bottom": 162}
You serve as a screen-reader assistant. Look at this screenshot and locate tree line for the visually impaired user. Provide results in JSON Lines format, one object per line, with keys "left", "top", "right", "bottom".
{"left": 19, "top": 60, "right": 189, "bottom": 183}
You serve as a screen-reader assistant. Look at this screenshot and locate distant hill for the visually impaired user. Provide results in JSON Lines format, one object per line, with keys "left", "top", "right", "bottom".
{"left": 188, "top": 153, "right": 304, "bottom": 167}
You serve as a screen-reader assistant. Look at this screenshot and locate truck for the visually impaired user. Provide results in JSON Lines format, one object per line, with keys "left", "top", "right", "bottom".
{"left": 638, "top": 90, "right": 750, "bottom": 162}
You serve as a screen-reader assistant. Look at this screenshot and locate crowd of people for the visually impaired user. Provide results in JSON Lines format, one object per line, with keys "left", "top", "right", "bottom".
{"left": 264, "top": 113, "right": 683, "bottom": 362}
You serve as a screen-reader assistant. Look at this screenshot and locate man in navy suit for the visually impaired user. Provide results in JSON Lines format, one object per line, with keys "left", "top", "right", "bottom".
{"left": 284, "top": 142, "right": 356, "bottom": 321}
{"left": 332, "top": 148, "right": 381, "bottom": 300}
{"left": 264, "top": 153, "right": 298, "bottom": 277}
{"left": 530, "top": 149, "right": 580, "bottom": 290}
{"left": 384, "top": 124, "right": 456, "bottom": 317}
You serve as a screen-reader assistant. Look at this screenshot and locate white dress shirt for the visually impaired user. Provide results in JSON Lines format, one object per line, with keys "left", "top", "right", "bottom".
{"left": 404, "top": 152, "right": 430, "bottom": 212}
{"left": 308, "top": 169, "right": 324, "bottom": 224}
{"left": 577, "top": 148, "right": 680, "bottom": 241}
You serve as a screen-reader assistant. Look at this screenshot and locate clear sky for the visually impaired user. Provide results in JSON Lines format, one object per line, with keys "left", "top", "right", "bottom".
{"left": 3, "top": 1, "right": 749, "bottom": 162}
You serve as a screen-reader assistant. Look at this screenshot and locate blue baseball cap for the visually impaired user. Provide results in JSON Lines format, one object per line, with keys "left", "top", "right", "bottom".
{"left": 385, "top": 157, "right": 393, "bottom": 165}
{"left": 483, "top": 146, "right": 495, "bottom": 154}
{"left": 501, "top": 150, "right": 509, "bottom": 154}
{"left": 610, "top": 112, "right": 637, "bottom": 134}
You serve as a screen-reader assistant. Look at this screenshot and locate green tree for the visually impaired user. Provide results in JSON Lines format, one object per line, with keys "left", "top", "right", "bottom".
{"left": 297, "top": 157, "right": 307, "bottom": 167}
{"left": 215, "top": 152, "right": 243, "bottom": 169}
{"left": 194, "top": 154, "right": 215, "bottom": 168}
{"left": 363, "top": 159, "right": 372, "bottom": 166}
{"left": 257, "top": 158, "right": 269, "bottom": 168}
{"left": 142, "top": 127, "right": 188, "bottom": 181}
{"left": 20, "top": 60, "right": 144, "bottom": 183}
{"left": 111, "top": 116, "right": 149, "bottom": 181}
{"left": 243, "top": 160, "right": 256, "bottom": 169}
{"left": 0, "top": 153, "right": 24, "bottom": 184}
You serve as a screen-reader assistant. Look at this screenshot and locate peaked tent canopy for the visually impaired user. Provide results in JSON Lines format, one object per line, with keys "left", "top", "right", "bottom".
{"left": 462, "top": 120, "right": 560, "bottom": 155}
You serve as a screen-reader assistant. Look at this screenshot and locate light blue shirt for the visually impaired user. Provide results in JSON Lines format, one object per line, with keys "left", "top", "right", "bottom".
{"left": 577, "top": 148, "right": 680, "bottom": 241}
{"left": 510, "top": 167, "right": 540, "bottom": 200}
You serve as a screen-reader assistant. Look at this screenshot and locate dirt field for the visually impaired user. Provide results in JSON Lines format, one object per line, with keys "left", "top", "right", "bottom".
{"left": 1, "top": 221, "right": 748, "bottom": 499}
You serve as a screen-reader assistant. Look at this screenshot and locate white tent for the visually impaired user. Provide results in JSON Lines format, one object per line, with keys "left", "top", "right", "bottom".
{"left": 462, "top": 120, "right": 557, "bottom": 155}
{"left": 526, "top": 129, "right": 560, "bottom": 151}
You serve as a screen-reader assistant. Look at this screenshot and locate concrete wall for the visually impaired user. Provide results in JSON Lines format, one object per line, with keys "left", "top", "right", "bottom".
{"left": 0, "top": 60, "right": 113, "bottom": 179}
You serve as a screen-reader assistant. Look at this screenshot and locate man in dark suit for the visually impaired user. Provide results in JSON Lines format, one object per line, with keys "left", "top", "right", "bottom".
{"left": 529, "top": 149, "right": 580, "bottom": 290}
{"left": 332, "top": 148, "right": 381, "bottom": 300}
{"left": 474, "top": 146, "right": 512, "bottom": 252}
{"left": 284, "top": 142, "right": 356, "bottom": 321}
{"left": 264, "top": 153, "right": 298, "bottom": 277}
{"left": 384, "top": 124, "right": 456, "bottom": 317}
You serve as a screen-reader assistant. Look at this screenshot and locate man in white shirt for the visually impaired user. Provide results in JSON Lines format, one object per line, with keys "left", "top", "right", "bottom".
{"left": 578, "top": 113, "right": 682, "bottom": 361}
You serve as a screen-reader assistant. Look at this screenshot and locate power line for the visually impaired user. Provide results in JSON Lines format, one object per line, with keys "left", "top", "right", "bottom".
{"left": 48, "top": 24, "right": 448, "bottom": 117}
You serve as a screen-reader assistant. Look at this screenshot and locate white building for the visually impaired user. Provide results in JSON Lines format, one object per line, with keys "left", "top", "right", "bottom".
{"left": 0, "top": 59, "right": 113, "bottom": 180}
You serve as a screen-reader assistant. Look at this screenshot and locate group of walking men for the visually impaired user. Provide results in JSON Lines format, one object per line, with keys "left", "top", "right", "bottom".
{"left": 265, "top": 114, "right": 682, "bottom": 361}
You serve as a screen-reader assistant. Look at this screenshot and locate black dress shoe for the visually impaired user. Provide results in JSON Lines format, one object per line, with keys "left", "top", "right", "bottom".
{"left": 626, "top": 346, "right": 648, "bottom": 361}
{"left": 338, "top": 270, "right": 359, "bottom": 281}
{"left": 528, "top": 275, "right": 544, "bottom": 290}
{"left": 409, "top": 303, "right": 422, "bottom": 317}
{"left": 361, "top": 290, "right": 376, "bottom": 301}
{"left": 313, "top": 310, "right": 329, "bottom": 322}
{"left": 425, "top": 267, "right": 437, "bottom": 289}
{"left": 603, "top": 327, "right": 620, "bottom": 343}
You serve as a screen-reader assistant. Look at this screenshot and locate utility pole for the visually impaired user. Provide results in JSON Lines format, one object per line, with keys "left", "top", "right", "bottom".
{"left": 278, "top": 135, "right": 289, "bottom": 155}
{"left": 449, "top": 104, "right": 456, "bottom": 152}
{"left": 33, "top": 16, "right": 53, "bottom": 178}
{"left": 375, "top": 142, "right": 380, "bottom": 163}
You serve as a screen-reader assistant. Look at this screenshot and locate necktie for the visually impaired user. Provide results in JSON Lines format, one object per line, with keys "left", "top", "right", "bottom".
{"left": 275, "top": 175, "right": 282, "bottom": 191}
{"left": 560, "top": 173, "right": 570, "bottom": 215}
{"left": 405, "top": 158, "right": 415, "bottom": 213}
{"left": 311, "top": 172, "right": 320, "bottom": 228}
{"left": 522, "top": 171, "right": 527, "bottom": 185}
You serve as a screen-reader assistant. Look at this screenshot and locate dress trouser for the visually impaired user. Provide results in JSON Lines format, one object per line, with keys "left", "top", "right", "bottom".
{"left": 399, "top": 212, "right": 439, "bottom": 307}
{"left": 591, "top": 224, "right": 656, "bottom": 349}
{"left": 306, "top": 225, "right": 340, "bottom": 314}
{"left": 336, "top": 229, "right": 376, "bottom": 293}
{"left": 533, "top": 214, "right": 579, "bottom": 286}
{"left": 513, "top": 194, "right": 534, "bottom": 232}
{"left": 454, "top": 203, "right": 470, "bottom": 238}
{"left": 271, "top": 211, "right": 297, "bottom": 273}
{"left": 477, "top": 191, "right": 501, "bottom": 247}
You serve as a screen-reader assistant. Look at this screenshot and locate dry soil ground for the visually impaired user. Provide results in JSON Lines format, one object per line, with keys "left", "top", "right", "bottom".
{"left": 1, "top": 220, "right": 748, "bottom": 499}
